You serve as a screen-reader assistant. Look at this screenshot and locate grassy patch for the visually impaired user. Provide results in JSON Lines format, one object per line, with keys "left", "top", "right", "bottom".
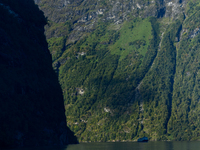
{"left": 109, "top": 18, "right": 153, "bottom": 60}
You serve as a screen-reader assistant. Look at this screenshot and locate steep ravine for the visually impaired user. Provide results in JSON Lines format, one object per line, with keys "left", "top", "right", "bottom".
{"left": 166, "top": 20, "right": 184, "bottom": 132}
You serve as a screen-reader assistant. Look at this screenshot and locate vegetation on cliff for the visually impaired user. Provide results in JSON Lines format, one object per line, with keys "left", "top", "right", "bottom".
{"left": 35, "top": 0, "right": 200, "bottom": 142}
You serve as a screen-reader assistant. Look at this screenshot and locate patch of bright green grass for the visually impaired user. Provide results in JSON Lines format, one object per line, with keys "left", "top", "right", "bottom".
{"left": 110, "top": 18, "right": 153, "bottom": 60}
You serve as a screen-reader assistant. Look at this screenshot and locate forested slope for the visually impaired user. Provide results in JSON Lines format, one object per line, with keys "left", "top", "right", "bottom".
{"left": 35, "top": 0, "right": 200, "bottom": 141}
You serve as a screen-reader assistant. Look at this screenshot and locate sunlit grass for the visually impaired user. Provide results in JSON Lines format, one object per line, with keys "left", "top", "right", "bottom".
{"left": 110, "top": 18, "right": 153, "bottom": 60}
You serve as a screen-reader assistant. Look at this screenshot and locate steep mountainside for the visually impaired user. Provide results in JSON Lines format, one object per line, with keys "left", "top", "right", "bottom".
{"left": 35, "top": 0, "right": 200, "bottom": 141}
{"left": 0, "top": 0, "right": 77, "bottom": 148}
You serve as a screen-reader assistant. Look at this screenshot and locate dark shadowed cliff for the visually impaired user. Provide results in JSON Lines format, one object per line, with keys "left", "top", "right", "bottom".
{"left": 0, "top": 0, "right": 77, "bottom": 148}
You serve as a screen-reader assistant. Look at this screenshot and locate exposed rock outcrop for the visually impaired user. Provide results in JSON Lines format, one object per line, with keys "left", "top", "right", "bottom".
{"left": 35, "top": 0, "right": 186, "bottom": 45}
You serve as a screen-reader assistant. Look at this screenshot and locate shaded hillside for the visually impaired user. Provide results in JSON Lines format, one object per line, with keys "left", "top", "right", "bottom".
{"left": 36, "top": 0, "right": 200, "bottom": 141}
{"left": 0, "top": 0, "right": 77, "bottom": 148}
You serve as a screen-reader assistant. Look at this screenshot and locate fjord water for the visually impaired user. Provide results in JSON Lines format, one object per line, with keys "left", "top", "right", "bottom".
{"left": 66, "top": 142, "right": 200, "bottom": 150}
{"left": 6, "top": 141, "right": 200, "bottom": 150}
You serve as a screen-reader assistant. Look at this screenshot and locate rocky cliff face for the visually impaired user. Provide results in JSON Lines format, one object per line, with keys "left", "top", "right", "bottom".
{"left": 35, "top": 0, "right": 200, "bottom": 142}
{"left": 34, "top": 0, "right": 186, "bottom": 43}
{"left": 0, "top": 0, "right": 77, "bottom": 148}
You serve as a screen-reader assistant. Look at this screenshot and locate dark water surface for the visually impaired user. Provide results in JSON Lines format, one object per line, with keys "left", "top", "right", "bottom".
{"left": 66, "top": 142, "right": 200, "bottom": 150}
{"left": 5, "top": 141, "right": 200, "bottom": 150}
